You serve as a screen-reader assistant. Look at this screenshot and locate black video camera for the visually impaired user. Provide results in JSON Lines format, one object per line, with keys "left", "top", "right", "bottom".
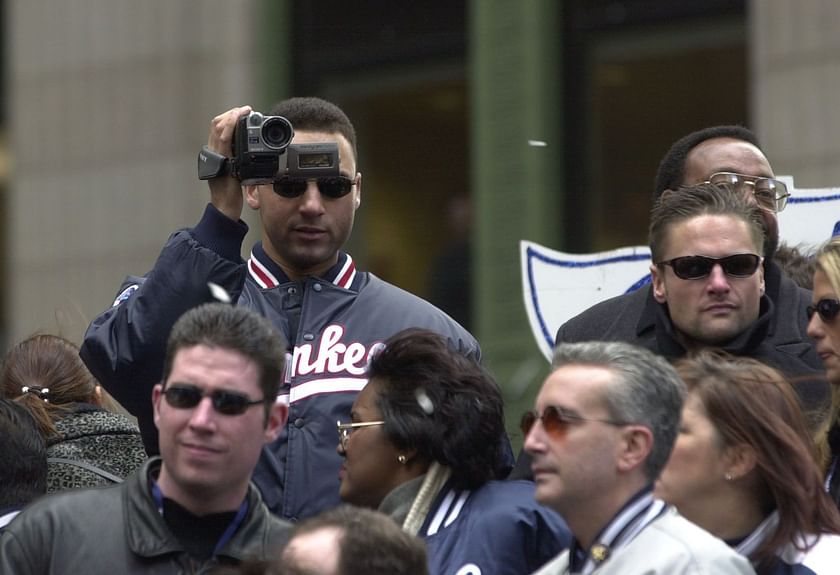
{"left": 198, "top": 111, "right": 342, "bottom": 182}
{"left": 230, "top": 111, "right": 294, "bottom": 181}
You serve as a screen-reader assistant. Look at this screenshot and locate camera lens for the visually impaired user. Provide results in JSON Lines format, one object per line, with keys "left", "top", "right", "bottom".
{"left": 261, "top": 117, "right": 294, "bottom": 150}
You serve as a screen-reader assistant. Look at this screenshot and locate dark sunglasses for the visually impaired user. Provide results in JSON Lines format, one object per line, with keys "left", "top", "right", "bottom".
{"left": 162, "top": 384, "right": 265, "bottom": 416}
{"left": 657, "top": 253, "right": 762, "bottom": 280}
{"left": 807, "top": 299, "right": 840, "bottom": 322}
{"left": 272, "top": 176, "right": 355, "bottom": 199}
{"left": 520, "top": 405, "right": 626, "bottom": 438}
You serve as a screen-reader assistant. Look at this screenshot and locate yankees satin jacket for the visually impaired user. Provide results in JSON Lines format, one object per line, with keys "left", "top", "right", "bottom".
{"left": 81, "top": 204, "right": 480, "bottom": 521}
{"left": 416, "top": 479, "right": 571, "bottom": 575}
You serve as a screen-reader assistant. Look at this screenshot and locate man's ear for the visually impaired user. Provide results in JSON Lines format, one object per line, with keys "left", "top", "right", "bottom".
{"left": 616, "top": 425, "right": 653, "bottom": 474}
{"left": 152, "top": 384, "right": 164, "bottom": 430}
{"left": 264, "top": 402, "right": 288, "bottom": 443}
{"left": 244, "top": 184, "right": 261, "bottom": 210}
{"left": 353, "top": 173, "right": 362, "bottom": 209}
{"left": 650, "top": 264, "right": 667, "bottom": 304}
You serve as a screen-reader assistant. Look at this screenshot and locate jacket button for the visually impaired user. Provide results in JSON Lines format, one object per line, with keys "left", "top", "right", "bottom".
{"left": 294, "top": 418, "right": 305, "bottom": 428}
{"left": 313, "top": 283, "right": 323, "bottom": 292}
{"left": 287, "top": 286, "right": 297, "bottom": 295}
{"left": 303, "top": 333, "right": 315, "bottom": 341}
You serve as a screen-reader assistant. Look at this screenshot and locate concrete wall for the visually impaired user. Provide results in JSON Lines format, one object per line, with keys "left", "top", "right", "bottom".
{"left": 7, "top": 1, "right": 264, "bottom": 345}
{"left": 752, "top": 1, "right": 840, "bottom": 188}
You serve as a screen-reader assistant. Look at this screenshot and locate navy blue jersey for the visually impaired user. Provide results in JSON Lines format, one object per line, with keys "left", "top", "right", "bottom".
{"left": 419, "top": 480, "right": 571, "bottom": 575}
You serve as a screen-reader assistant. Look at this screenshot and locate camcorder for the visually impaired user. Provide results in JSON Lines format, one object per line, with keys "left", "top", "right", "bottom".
{"left": 198, "top": 111, "right": 342, "bottom": 183}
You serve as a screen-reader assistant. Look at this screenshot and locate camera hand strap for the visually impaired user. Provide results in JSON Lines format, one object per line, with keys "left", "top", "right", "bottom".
{"left": 197, "top": 145, "right": 229, "bottom": 180}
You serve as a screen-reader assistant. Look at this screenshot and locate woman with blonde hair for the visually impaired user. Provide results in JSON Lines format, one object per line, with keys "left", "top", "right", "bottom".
{"left": 2, "top": 334, "right": 146, "bottom": 492}
{"left": 655, "top": 350, "right": 840, "bottom": 574}
{"left": 807, "top": 237, "right": 840, "bottom": 507}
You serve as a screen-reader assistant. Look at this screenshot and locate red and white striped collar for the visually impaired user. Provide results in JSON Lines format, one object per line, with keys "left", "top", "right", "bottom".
{"left": 247, "top": 243, "right": 357, "bottom": 290}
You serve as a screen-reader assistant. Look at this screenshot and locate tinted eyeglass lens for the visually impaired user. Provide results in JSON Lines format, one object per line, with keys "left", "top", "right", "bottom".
{"left": 669, "top": 254, "right": 760, "bottom": 280}
{"left": 317, "top": 177, "right": 354, "bottom": 198}
{"left": 272, "top": 177, "right": 354, "bottom": 199}
{"left": 212, "top": 391, "right": 251, "bottom": 415}
{"left": 520, "top": 407, "right": 568, "bottom": 437}
{"left": 670, "top": 257, "right": 714, "bottom": 280}
{"left": 807, "top": 299, "right": 840, "bottom": 322}
{"left": 708, "top": 172, "right": 788, "bottom": 212}
{"left": 272, "top": 179, "right": 308, "bottom": 198}
{"left": 163, "top": 385, "right": 254, "bottom": 415}
{"left": 164, "top": 386, "right": 202, "bottom": 409}
{"left": 520, "top": 411, "right": 537, "bottom": 435}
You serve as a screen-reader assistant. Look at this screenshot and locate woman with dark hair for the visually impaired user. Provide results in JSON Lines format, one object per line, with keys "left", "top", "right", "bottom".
{"left": 655, "top": 350, "right": 840, "bottom": 574}
{"left": 337, "top": 328, "right": 570, "bottom": 575}
{"left": 2, "top": 334, "right": 146, "bottom": 492}
{"left": 807, "top": 237, "right": 840, "bottom": 507}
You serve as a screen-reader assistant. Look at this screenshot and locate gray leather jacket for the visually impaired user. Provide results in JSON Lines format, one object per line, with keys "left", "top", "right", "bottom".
{"left": 0, "top": 458, "right": 291, "bottom": 574}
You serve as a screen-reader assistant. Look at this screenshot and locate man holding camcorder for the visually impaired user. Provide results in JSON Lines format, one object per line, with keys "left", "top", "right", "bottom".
{"left": 80, "top": 97, "right": 479, "bottom": 522}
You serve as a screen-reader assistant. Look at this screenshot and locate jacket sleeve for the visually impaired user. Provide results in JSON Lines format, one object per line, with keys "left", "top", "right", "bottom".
{"left": 79, "top": 204, "right": 249, "bottom": 452}
{"left": 0, "top": 521, "right": 47, "bottom": 574}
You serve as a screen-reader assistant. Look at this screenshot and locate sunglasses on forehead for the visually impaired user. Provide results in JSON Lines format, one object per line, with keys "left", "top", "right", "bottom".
{"left": 656, "top": 253, "right": 762, "bottom": 280}
{"left": 272, "top": 176, "right": 355, "bottom": 199}
{"left": 807, "top": 299, "right": 840, "bottom": 323}
{"left": 162, "top": 384, "right": 265, "bottom": 416}
{"left": 520, "top": 406, "right": 627, "bottom": 439}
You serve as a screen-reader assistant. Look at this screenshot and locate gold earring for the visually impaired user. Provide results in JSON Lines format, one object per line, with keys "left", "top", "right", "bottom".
{"left": 725, "top": 473, "right": 733, "bottom": 481}
{"left": 398, "top": 454, "right": 407, "bottom": 465}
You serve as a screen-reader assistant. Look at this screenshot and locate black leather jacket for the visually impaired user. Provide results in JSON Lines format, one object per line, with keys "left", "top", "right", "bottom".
{"left": 0, "top": 458, "right": 291, "bottom": 574}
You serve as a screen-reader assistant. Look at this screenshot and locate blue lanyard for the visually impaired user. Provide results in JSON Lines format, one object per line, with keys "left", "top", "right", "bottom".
{"left": 151, "top": 479, "right": 250, "bottom": 555}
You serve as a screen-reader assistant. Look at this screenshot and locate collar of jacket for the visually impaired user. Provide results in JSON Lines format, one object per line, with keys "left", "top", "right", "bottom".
{"left": 122, "top": 457, "right": 276, "bottom": 563}
{"left": 248, "top": 242, "right": 358, "bottom": 291}
{"left": 635, "top": 286, "right": 774, "bottom": 359}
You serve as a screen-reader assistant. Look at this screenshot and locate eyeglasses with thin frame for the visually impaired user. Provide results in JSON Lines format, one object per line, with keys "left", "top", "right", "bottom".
{"left": 656, "top": 253, "right": 762, "bottom": 280}
{"left": 337, "top": 420, "right": 385, "bottom": 450}
{"left": 273, "top": 176, "right": 356, "bottom": 199}
{"left": 706, "top": 172, "right": 791, "bottom": 213}
{"left": 807, "top": 298, "right": 840, "bottom": 323}
{"left": 520, "top": 406, "right": 627, "bottom": 439}
{"left": 162, "top": 384, "right": 265, "bottom": 416}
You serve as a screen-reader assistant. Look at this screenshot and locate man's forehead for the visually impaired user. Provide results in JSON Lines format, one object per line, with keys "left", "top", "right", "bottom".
{"left": 662, "top": 214, "right": 759, "bottom": 254}
{"left": 683, "top": 137, "right": 774, "bottom": 184}
{"left": 539, "top": 364, "right": 612, "bottom": 406}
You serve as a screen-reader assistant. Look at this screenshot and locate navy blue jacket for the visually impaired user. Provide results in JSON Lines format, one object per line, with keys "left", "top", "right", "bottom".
{"left": 418, "top": 479, "right": 571, "bottom": 575}
{"left": 80, "top": 204, "right": 481, "bottom": 521}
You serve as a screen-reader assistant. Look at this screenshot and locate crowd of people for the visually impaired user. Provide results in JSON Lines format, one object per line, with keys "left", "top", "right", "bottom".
{"left": 1, "top": 96, "right": 839, "bottom": 575}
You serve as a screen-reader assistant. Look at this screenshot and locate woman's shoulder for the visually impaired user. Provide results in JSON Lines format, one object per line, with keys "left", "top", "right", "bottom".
{"left": 779, "top": 532, "right": 840, "bottom": 574}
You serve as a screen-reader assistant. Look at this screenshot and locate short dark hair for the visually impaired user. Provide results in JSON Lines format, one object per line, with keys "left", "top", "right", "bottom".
{"left": 367, "top": 328, "right": 505, "bottom": 490}
{"left": 162, "top": 304, "right": 287, "bottom": 414}
{"left": 552, "top": 341, "right": 686, "bottom": 481}
{"left": 773, "top": 244, "right": 815, "bottom": 290}
{"left": 649, "top": 182, "right": 765, "bottom": 263}
{"left": 0, "top": 398, "right": 47, "bottom": 508}
{"left": 270, "top": 97, "right": 358, "bottom": 166}
{"left": 653, "top": 125, "right": 760, "bottom": 201}
{"left": 277, "top": 505, "right": 428, "bottom": 575}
